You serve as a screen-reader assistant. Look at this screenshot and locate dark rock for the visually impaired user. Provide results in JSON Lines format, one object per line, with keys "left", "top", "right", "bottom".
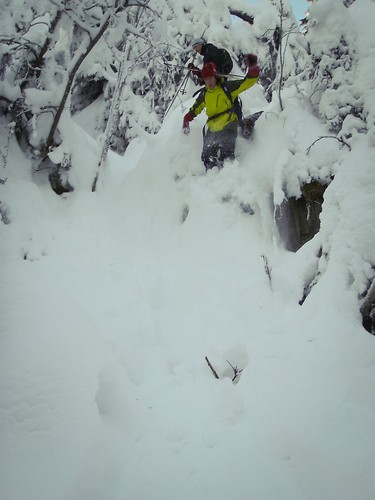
{"left": 275, "top": 181, "right": 327, "bottom": 252}
{"left": 361, "top": 281, "right": 375, "bottom": 335}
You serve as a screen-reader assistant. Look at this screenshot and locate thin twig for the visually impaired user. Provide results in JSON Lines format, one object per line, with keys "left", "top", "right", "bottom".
{"left": 205, "top": 356, "right": 219, "bottom": 379}
{"left": 306, "top": 135, "right": 351, "bottom": 155}
{"left": 227, "top": 360, "right": 243, "bottom": 382}
{"left": 262, "top": 254, "right": 273, "bottom": 288}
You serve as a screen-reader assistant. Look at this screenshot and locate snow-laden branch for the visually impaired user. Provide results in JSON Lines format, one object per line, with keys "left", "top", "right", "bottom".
{"left": 121, "top": 20, "right": 148, "bottom": 40}
{"left": 45, "top": 13, "right": 112, "bottom": 152}
{"left": 228, "top": 9, "right": 254, "bottom": 24}
{"left": 49, "top": 0, "right": 103, "bottom": 37}
{"left": 0, "top": 37, "right": 40, "bottom": 57}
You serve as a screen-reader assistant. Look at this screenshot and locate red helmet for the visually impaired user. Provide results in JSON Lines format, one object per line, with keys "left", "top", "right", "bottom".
{"left": 201, "top": 63, "right": 217, "bottom": 79}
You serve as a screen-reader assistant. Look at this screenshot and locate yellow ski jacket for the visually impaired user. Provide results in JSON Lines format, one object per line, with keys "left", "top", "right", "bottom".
{"left": 189, "top": 75, "right": 258, "bottom": 133}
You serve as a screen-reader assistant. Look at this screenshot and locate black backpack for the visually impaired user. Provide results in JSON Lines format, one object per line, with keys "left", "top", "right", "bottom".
{"left": 218, "top": 48, "right": 233, "bottom": 75}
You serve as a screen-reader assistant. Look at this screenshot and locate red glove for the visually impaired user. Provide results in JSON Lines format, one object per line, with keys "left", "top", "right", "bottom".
{"left": 188, "top": 63, "right": 200, "bottom": 77}
{"left": 183, "top": 112, "right": 194, "bottom": 134}
{"left": 245, "top": 54, "right": 260, "bottom": 78}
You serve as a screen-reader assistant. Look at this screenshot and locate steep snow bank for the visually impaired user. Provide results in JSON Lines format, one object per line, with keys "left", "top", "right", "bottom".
{"left": 1, "top": 84, "right": 375, "bottom": 499}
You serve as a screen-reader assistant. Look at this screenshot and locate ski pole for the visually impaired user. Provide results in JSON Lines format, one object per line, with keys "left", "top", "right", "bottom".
{"left": 163, "top": 62, "right": 192, "bottom": 70}
{"left": 217, "top": 72, "right": 246, "bottom": 80}
{"left": 164, "top": 71, "right": 190, "bottom": 117}
{"left": 180, "top": 72, "right": 190, "bottom": 94}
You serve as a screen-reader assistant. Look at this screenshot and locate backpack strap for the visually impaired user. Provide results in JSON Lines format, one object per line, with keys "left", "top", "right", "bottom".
{"left": 192, "top": 83, "right": 238, "bottom": 124}
{"left": 220, "top": 82, "right": 244, "bottom": 126}
{"left": 207, "top": 106, "right": 234, "bottom": 123}
{"left": 192, "top": 87, "right": 205, "bottom": 98}
{"left": 220, "top": 82, "right": 233, "bottom": 105}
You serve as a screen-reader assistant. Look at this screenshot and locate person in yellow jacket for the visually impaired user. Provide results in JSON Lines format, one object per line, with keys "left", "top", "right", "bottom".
{"left": 182, "top": 54, "right": 260, "bottom": 171}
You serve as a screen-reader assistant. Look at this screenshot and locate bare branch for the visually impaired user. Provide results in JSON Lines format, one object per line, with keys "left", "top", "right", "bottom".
{"left": 205, "top": 356, "right": 220, "bottom": 379}
{"left": 45, "top": 14, "right": 112, "bottom": 153}
{"left": 49, "top": 0, "right": 98, "bottom": 37}
{"left": 227, "top": 360, "right": 243, "bottom": 382}
{"left": 262, "top": 254, "right": 273, "bottom": 289}
{"left": 229, "top": 9, "right": 254, "bottom": 24}
{"left": 0, "top": 37, "right": 40, "bottom": 58}
{"left": 306, "top": 135, "right": 352, "bottom": 155}
{"left": 28, "top": 20, "right": 51, "bottom": 30}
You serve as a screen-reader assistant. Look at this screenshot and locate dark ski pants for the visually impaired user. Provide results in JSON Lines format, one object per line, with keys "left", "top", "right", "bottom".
{"left": 201, "top": 125, "right": 237, "bottom": 171}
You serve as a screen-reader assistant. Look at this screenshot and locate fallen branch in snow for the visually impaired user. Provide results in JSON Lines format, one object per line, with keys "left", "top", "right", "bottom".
{"left": 306, "top": 135, "right": 352, "bottom": 155}
{"left": 205, "top": 356, "right": 219, "bottom": 379}
{"left": 262, "top": 254, "right": 273, "bottom": 289}
{"left": 227, "top": 360, "right": 243, "bottom": 383}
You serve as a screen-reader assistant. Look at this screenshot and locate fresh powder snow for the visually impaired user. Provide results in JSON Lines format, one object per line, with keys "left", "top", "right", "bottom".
{"left": 1, "top": 1, "right": 375, "bottom": 500}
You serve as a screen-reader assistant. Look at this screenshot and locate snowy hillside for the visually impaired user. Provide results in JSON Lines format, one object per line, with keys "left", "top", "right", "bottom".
{"left": 2, "top": 92, "right": 375, "bottom": 500}
{"left": 1, "top": 1, "right": 375, "bottom": 500}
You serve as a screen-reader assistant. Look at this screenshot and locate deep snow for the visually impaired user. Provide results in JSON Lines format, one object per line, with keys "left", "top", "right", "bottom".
{"left": 1, "top": 0, "right": 375, "bottom": 497}
{"left": 1, "top": 81, "right": 375, "bottom": 499}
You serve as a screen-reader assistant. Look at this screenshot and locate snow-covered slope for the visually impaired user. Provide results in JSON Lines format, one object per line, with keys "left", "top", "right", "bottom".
{"left": 1, "top": 72, "right": 375, "bottom": 499}
{"left": 2, "top": 1, "right": 375, "bottom": 498}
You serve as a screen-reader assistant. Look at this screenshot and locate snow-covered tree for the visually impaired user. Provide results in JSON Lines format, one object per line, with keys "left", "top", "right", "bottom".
{"left": 0, "top": 0, "right": 191, "bottom": 191}
{"left": 1, "top": 0, "right": 273, "bottom": 190}
{"left": 302, "top": 0, "right": 363, "bottom": 133}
